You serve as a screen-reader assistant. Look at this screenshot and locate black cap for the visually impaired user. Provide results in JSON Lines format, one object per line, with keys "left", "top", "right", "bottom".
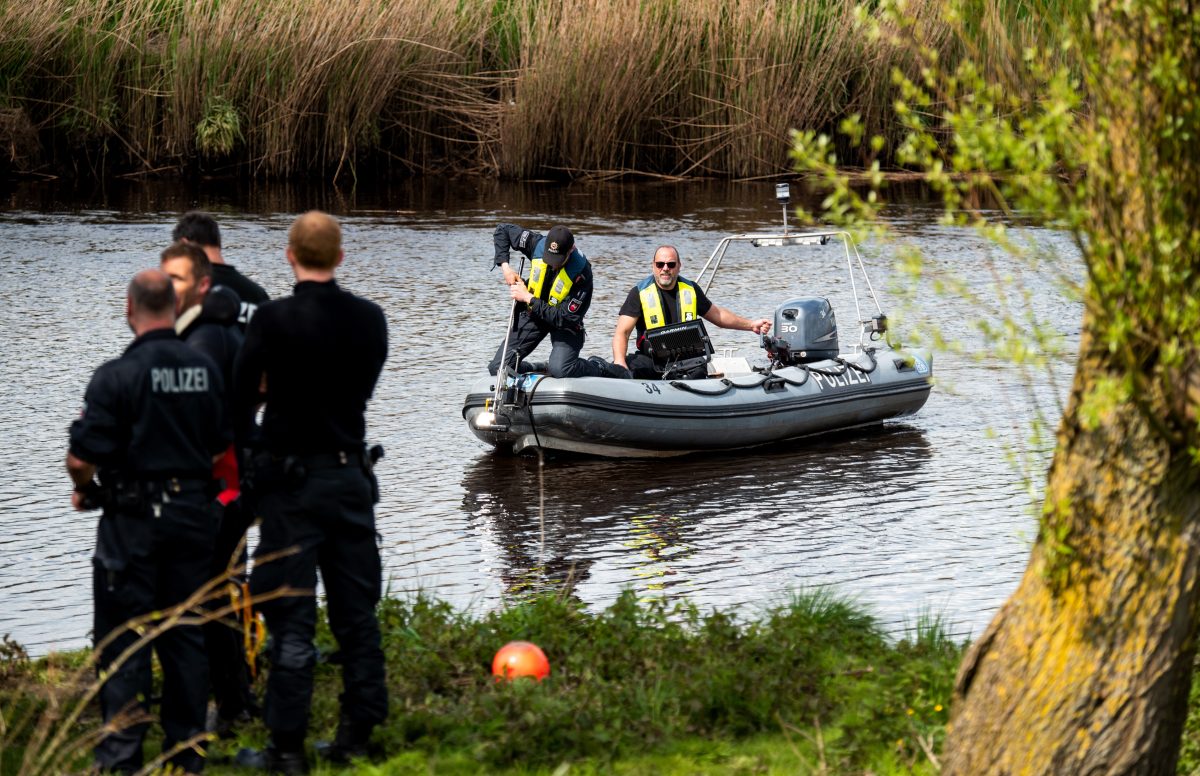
{"left": 543, "top": 225, "right": 574, "bottom": 266}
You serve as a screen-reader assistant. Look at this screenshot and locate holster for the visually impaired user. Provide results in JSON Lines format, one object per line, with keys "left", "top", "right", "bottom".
{"left": 244, "top": 446, "right": 383, "bottom": 502}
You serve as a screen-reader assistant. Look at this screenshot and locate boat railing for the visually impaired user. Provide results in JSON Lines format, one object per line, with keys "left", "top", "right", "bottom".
{"left": 693, "top": 230, "right": 886, "bottom": 352}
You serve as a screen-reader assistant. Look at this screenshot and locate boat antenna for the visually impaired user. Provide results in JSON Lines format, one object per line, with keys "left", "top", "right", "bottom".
{"left": 775, "top": 182, "right": 791, "bottom": 235}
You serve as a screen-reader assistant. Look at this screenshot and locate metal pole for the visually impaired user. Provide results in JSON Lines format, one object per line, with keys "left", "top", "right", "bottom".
{"left": 492, "top": 254, "right": 527, "bottom": 411}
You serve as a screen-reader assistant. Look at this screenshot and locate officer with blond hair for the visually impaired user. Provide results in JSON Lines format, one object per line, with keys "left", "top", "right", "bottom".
{"left": 233, "top": 211, "right": 388, "bottom": 773}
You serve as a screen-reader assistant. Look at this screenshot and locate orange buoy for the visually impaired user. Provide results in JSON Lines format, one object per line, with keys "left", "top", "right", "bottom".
{"left": 492, "top": 641, "right": 550, "bottom": 681}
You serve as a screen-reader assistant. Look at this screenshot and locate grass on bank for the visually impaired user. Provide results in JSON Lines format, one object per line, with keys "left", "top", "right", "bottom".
{"left": 0, "top": 590, "right": 960, "bottom": 774}
{"left": 0, "top": 0, "right": 1081, "bottom": 180}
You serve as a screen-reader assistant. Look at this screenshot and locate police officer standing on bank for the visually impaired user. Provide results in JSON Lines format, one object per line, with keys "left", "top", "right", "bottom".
{"left": 67, "top": 269, "right": 230, "bottom": 774}
{"left": 160, "top": 241, "right": 259, "bottom": 738}
{"left": 233, "top": 212, "right": 388, "bottom": 774}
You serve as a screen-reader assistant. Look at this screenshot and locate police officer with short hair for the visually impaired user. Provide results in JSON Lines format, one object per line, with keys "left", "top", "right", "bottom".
{"left": 489, "top": 223, "right": 624, "bottom": 379}
{"left": 233, "top": 211, "right": 388, "bottom": 774}
{"left": 612, "top": 245, "right": 771, "bottom": 378}
{"left": 173, "top": 210, "right": 270, "bottom": 331}
{"left": 161, "top": 240, "right": 259, "bottom": 736}
{"left": 67, "top": 269, "right": 230, "bottom": 774}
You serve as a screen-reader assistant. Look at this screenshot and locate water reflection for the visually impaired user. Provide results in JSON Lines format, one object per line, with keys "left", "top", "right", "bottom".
{"left": 462, "top": 426, "right": 934, "bottom": 611}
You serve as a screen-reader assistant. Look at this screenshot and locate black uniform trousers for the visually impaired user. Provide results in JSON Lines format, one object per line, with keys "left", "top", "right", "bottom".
{"left": 92, "top": 493, "right": 217, "bottom": 774}
{"left": 487, "top": 312, "right": 606, "bottom": 379}
{"left": 249, "top": 463, "right": 387, "bottom": 746}
{"left": 203, "top": 497, "right": 256, "bottom": 720}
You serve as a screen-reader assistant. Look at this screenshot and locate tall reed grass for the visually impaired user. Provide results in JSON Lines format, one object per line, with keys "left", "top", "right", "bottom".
{"left": 0, "top": 0, "right": 1076, "bottom": 180}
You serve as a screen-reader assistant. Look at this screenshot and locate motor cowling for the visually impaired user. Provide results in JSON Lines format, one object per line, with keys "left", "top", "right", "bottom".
{"left": 763, "top": 297, "right": 838, "bottom": 365}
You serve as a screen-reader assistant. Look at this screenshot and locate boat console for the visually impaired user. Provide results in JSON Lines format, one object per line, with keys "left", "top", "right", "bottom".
{"left": 644, "top": 319, "right": 714, "bottom": 378}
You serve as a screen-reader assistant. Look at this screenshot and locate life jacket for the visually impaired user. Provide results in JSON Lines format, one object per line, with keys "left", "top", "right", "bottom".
{"left": 638, "top": 275, "right": 698, "bottom": 329}
{"left": 526, "top": 239, "right": 587, "bottom": 307}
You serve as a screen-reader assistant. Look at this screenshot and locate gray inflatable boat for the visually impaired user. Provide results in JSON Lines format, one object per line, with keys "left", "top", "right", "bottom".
{"left": 464, "top": 215, "right": 933, "bottom": 458}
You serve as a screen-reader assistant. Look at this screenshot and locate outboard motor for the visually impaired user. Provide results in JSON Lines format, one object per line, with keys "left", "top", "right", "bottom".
{"left": 763, "top": 297, "right": 838, "bottom": 365}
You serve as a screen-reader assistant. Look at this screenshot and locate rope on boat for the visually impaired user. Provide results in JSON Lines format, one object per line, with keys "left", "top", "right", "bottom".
{"left": 669, "top": 349, "right": 877, "bottom": 395}
{"left": 669, "top": 378, "right": 736, "bottom": 396}
{"left": 841, "top": 348, "right": 878, "bottom": 374}
{"left": 803, "top": 348, "right": 878, "bottom": 378}
{"left": 761, "top": 368, "right": 811, "bottom": 387}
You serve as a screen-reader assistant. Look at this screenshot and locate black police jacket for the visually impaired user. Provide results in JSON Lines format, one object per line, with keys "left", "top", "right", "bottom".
{"left": 212, "top": 263, "right": 269, "bottom": 332}
{"left": 493, "top": 223, "right": 593, "bottom": 333}
{"left": 179, "top": 285, "right": 244, "bottom": 392}
{"left": 233, "top": 279, "right": 387, "bottom": 456}
{"left": 70, "top": 328, "right": 231, "bottom": 479}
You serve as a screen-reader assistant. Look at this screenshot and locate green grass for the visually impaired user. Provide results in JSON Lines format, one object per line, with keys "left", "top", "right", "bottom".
{"left": 1, "top": 590, "right": 961, "bottom": 774}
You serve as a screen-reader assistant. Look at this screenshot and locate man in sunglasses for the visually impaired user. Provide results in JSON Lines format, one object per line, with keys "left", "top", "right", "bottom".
{"left": 489, "top": 223, "right": 620, "bottom": 379}
{"left": 612, "top": 245, "right": 771, "bottom": 378}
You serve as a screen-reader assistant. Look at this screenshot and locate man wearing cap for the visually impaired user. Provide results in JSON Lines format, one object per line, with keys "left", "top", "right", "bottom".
{"left": 489, "top": 223, "right": 624, "bottom": 379}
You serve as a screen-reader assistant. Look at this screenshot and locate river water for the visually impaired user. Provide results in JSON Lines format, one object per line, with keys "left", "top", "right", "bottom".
{"left": 0, "top": 178, "right": 1080, "bottom": 655}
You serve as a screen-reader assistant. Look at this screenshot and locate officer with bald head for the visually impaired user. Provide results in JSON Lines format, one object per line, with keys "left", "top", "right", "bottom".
{"left": 67, "top": 268, "right": 230, "bottom": 774}
{"left": 233, "top": 211, "right": 389, "bottom": 773}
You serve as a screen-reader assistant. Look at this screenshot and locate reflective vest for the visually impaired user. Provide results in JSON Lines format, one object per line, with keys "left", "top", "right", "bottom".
{"left": 526, "top": 239, "right": 586, "bottom": 307}
{"left": 638, "top": 276, "right": 698, "bottom": 329}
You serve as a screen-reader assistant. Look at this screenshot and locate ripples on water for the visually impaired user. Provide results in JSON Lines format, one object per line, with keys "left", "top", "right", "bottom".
{"left": 0, "top": 180, "right": 1079, "bottom": 654}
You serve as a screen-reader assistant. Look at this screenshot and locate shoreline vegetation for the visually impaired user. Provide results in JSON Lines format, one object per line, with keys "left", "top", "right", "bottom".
{"left": 2, "top": 590, "right": 961, "bottom": 774}
{"left": 0, "top": 0, "right": 1070, "bottom": 183}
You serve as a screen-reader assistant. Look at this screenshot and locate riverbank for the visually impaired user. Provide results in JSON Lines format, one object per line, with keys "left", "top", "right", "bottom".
{"left": 0, "top": 0, "right": 1071, "bottom": 182}
{"left": 1, "top": 591, "right": 958, "bottom": 774}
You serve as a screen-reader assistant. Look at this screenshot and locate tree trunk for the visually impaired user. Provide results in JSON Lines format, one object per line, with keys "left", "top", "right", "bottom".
{"left": 942, "top": 328, "right": 1200, "bottom": 773}
{"left": 942, "top": 0, "right": 1200, "bottom": 769}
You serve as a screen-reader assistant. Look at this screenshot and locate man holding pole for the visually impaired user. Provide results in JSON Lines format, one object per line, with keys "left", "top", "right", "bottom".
{"left": 489, "top": 223, "right": 627, "bottom": 379}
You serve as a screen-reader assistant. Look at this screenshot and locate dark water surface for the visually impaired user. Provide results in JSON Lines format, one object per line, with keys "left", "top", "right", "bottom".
{"left": 0, "top": 179, "right": 1079, "bottom": 654}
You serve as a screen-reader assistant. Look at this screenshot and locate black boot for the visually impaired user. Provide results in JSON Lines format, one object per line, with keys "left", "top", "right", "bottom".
{"left": 314, "top": 718, "right": 375, "bottom": 765}
{"left": 234, "top": 745, "right": 308, "bottom": 775}
{"left": 587, "top": 355, "right": 630, "bottom": 379}
{"left": 208, "top": 703, "right": 257, "bottom": 740}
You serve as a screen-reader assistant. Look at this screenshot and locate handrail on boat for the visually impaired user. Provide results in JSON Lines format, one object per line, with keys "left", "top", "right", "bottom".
{"left": 692, "top": 229, "right": 886, "bottom": 351}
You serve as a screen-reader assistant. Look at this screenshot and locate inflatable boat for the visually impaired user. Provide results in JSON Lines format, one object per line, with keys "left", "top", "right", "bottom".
{"left": 464, "top": 209, "right": 933, "bottom": 458}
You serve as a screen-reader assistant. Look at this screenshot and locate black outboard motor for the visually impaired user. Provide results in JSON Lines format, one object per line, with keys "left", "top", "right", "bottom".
{"left": 762, "top": 297, "right": 838, "bottom": 365}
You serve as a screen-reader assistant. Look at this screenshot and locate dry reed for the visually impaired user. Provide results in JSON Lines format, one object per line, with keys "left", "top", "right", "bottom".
{"left": 0, "top": 0, "right": 1074, "bottom": 180}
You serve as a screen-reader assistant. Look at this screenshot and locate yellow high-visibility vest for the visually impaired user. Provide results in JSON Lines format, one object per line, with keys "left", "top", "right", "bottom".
{"left": 639, "top": 278, "right": 697, "bottom": 329}
{"left": 527, "top": 259, "right": 574, "bottom": 307}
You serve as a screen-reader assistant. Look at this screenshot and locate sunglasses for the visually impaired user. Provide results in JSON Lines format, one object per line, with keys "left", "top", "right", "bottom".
{"left": 654, "top": 261, "right": 678, "bottom": 269}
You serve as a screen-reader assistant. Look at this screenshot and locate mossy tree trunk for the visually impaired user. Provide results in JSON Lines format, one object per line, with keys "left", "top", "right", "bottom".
{"left": 942, "top": 0, "right": 1200, "bottom": 772}
{"left": 944, "top": 334, "right": 1200, "bottom": 773}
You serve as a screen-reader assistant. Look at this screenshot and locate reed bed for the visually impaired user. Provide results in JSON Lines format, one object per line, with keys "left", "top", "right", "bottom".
{"left": 0, "top": 0, "right": 1075, "bottom": 180}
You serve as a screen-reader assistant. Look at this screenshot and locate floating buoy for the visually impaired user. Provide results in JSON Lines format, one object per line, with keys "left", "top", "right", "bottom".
{"left": 492, "top": 640, "right": 550, "bottom": 681}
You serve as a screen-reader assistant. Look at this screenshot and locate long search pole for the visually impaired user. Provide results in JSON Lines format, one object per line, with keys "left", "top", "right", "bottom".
{"left": 491, "top": 254, "right": 528, "bottom": 412}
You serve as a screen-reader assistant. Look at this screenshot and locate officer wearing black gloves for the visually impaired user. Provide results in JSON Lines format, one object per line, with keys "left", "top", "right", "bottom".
{"left": 67, "top": 269, "right": 229, "bottom": 775}
{"left": 160, "top": 241, "right": 259, "bottom": 737}
{"left": 489, "top": 223, "right": 625, "bottom": 379}
{"left": 233, "top": 211, "right": 388, "bottom": 774}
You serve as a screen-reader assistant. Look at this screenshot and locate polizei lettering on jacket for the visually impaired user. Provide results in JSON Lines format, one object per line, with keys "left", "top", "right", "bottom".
{"left": 150, "top": 366, "right": 210, "bottom": 394}
{"left": 811, "top": 368, "right": 871, "bottom": 390}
